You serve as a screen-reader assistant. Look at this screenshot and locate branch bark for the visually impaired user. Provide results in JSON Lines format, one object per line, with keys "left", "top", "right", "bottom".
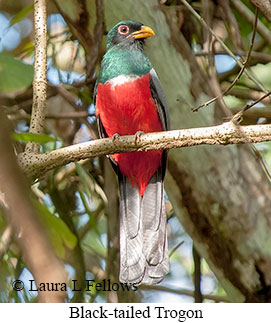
{"left": 25, "top": 0, "right": 47, "bottom": 154}
{"left": 18, "top": 122, "right": 271, "bottom": 179}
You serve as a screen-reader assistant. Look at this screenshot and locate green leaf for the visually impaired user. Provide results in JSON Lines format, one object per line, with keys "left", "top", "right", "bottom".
{"left": 78, "top": 88, "right": 93, "bottom": 105}
{"left": 76, "top": 163, "right": 92, "bottom": 197}
{"left": 240, "top": 62, "right": 271, "bottom": 90}
{"left": 82, "top": 229, "right": 106, "bottom": 258}
{"left": 52, "top": 0, "right": 78, "bottom": 21}
{"left": 0, "top": 54, "right": 33, "bottom": 93}
{"left": 21, "top": 41, "right": 35, "bottom": 56}
{"left": 0, "top": 214, "right": 7, "bottom": 231}
{"left": 34, "top": 200, "right": 77, "bottom": 259}
{"left": 224, "top": 95, "right": 244, "bottom": 110}
{"left": 9, "top": 4, "right": 34, "bottom": 26}
{"left": 76, "top": 163, "right": 107, "bottom": 202}
{"left": 11, "top": 133, "right": 58, "bottom": 143}
{"left": 78, "top": 190, "right": 98, "bottom": 231}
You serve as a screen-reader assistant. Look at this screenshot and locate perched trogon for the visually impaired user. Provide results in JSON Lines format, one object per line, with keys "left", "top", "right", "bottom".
{"left": 94, "top": 21, "right": 170, "bottom": 285}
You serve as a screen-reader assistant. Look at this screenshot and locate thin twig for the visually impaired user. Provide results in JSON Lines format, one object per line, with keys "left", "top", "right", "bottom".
{"left": 250, "top": 144, "right": 271, "bottom": 184}
{"left": 55, "top": 84, "right": 97, "bottom": 139}
{"left": 220, "top": 0, "right": 243, "bottom": 49}
{"left": 86, "top": 0, "right": 104, "bottom": 81}
{"left": 231, "top": 0, "right": 271, "bottom": 47}
{"left": 169, "top": 240, "right": 184, "bottom": 258}
{"left": 194, "top": 8, "right": 259, "bottom": 112}
{"left": 231, "top": 90, "right": 271, "bottom": 123}
{"left": 193, "top": 244, "right": 203, "bottom": 303}
{"left": 51, "top": 0, "right": 92, "bottom": 55}
{"left": 220, "top": 85, "right": 271, "bottom": 104}
{"left": 229, "top": 89, "right": 271, "bottom": 184}
{"left": 194, "top": 50, "right": 271, "bottom": 64}
{"left": 180, "top": 0, "right": 267, "bottom": 93}
{"left": 7, "top": 111, "right": 94, "bottom": 121}
{"left": 139, "top": 284, "right": 228, "bottom": 302}
{"left": 231, "top": 107, "right": 271, "bottom": 122}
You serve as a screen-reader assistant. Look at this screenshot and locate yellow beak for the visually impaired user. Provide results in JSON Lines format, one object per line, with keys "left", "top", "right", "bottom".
{"left": 131, "top": 25, "right": 155, "bottom": 39}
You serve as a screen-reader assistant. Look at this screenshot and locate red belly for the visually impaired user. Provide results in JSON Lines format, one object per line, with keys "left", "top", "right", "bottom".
{"left": 96, "top": 73, "right": 163, "bottom": 195}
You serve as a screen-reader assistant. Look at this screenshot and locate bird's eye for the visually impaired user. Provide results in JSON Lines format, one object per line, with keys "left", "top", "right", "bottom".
{"left": 118, "top": 25, "right": 129, "bottom": 35}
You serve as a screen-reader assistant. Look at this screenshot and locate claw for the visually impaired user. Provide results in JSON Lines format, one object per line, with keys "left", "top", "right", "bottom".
{"left": 134, "top": 131, "right": 144, "bottom": 144}
{"left": 112, "top": 133, "right": 120, "bottom": 143}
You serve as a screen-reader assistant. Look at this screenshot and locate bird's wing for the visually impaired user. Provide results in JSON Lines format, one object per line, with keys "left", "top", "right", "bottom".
{"left": 149, "top": 68, "right": 170, "bottom": 131}
{"left": 149, "top": 68, "right": 169, "bottom": 180}
{"left": 94, "top": 81, "right": 106, "bottom": 138}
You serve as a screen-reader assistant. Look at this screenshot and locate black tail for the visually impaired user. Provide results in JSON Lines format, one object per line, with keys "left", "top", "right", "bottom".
{"left": 118, "top": 167, "right": 169, "bottom": 285}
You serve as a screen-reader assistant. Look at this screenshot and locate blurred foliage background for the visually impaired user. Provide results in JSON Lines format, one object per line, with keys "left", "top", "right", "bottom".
{"left": 1, "top": 0, "right": 271, "bottom": 303}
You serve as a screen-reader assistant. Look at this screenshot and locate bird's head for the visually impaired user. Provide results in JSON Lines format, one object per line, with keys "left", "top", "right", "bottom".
{"left": 106, "top": 21, "right": 155, "bottom": 51}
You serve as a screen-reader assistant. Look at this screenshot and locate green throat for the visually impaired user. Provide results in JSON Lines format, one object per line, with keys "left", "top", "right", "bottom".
{"left": 98, "top": 45, "right": 152, "bottom": 84}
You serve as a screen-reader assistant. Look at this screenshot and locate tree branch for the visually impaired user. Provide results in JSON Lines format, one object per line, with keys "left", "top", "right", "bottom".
{"left": 250, "top": 0, "right": 271, "bottom": 21}
{"left": 25, "top": 0, "right": 47, "bottom": 154}
{"left": 18, "top": 122, "right": 271, "bottom": 179}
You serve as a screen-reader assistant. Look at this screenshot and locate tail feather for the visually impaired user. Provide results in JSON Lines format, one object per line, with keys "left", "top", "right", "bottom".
{"left": 119, "top": 168, "right": 169, "bottom": 285}
{"left": 119, "top": 176, "right": 145, "bottom": 283}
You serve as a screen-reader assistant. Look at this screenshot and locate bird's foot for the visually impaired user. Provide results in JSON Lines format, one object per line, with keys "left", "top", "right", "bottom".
{"left": 112, "top": 133, "right": 120, "bottom": 143}
{"left": 134, "top": 131, "right": 144, "bottom": 145}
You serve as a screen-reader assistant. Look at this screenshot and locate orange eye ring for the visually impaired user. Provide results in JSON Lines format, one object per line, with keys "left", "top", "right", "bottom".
{"left": 118, "top": 25, "right": 129, "bottom": 35}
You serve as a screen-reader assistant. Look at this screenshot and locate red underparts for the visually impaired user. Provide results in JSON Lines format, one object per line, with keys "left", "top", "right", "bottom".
{"left": 96, "top": 73, "right": 163, "bottom": 196}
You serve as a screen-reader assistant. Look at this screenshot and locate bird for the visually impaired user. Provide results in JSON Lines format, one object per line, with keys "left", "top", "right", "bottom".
{"left": 94, "top": 20, "right": 169, "bottom": 285}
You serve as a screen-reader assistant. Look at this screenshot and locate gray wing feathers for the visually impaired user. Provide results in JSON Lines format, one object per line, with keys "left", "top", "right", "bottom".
{"left": 149, "top": 68, "right": 170, "bottom": 131}
{"left": 119, "top": 168, "right": 169, "bottom": 285}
